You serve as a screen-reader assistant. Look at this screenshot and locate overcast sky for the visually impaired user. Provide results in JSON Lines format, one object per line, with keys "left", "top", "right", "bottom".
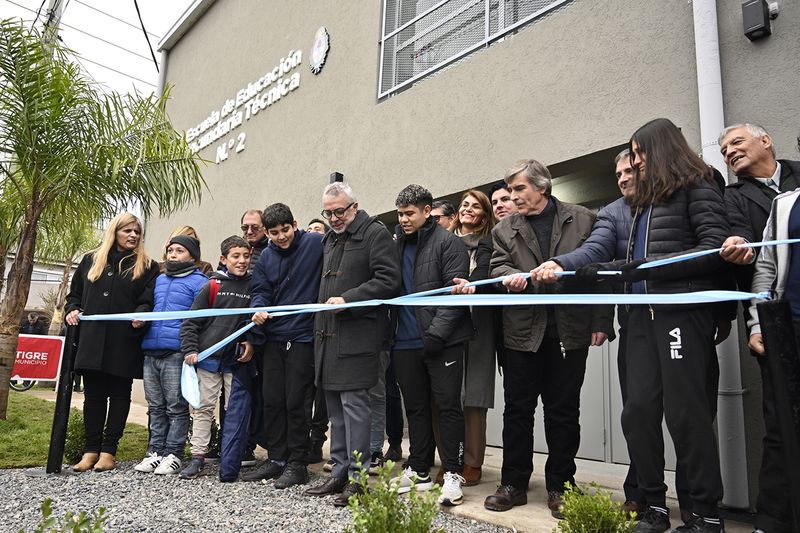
{"left": 0, "top": 0, "right": 194, "bottom": 95}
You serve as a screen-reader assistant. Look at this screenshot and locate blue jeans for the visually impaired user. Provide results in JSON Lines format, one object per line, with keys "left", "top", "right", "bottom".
{"left": 143, "top": 352, "right": 189, "bottom": 457}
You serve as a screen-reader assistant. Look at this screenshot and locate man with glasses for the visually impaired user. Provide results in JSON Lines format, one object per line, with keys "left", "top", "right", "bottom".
{"left": 241, "top": 209, "right": 269, "bottom": 268}
{"left": 431, "top": 200, "right": 457, "bottom": 230}
{"left": 305, "top": 182, "right": 400, "bottom": 507}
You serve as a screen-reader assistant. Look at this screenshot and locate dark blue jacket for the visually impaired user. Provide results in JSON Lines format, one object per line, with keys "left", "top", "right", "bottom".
{"left": 141, "top": 269, "right": 207, "bottom": 352}
{"left": 553, "top": 197, "right": 632, "bottom": 269}
{"left": 248, "top": 229, "right": 324, "bottom": 344}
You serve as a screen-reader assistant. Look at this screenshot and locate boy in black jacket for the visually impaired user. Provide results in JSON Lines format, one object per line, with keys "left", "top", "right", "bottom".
{"left": 241, "top": 203, "right": 324, "bottom": 488}
{"left": 391, "top": 184, "right": 471, "bottom": 507}
{"left": 180, "top": 236, "right": 254, "bottom": 482}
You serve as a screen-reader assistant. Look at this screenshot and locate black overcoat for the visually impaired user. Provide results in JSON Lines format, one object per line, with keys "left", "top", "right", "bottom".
{"left": 315, "top": 210, "right": 401, "bottom": 391}
{"left": 65, "top": 250, "right": 159, "bottom": 379}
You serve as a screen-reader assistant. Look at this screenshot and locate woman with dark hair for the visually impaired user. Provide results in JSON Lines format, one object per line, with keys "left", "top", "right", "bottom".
{"left": 65, "top": 212, "right": 160, "bottom": 472}
{"left": 446, "top": 189, "right": 496, "bottom": 486}
{"left": 585, "top": 118, "right": 729, "bottom": 533}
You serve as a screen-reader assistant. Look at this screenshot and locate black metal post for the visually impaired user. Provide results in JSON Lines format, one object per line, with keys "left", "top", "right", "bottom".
{"left": 46, "top": 324, "right": 77, "bottom": 473}
{"left": 757, "top": 299, "right": 800, "bottom": 531}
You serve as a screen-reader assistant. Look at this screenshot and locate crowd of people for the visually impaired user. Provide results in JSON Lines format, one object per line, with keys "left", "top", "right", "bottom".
{"left": 60, "top": 118, "right": 800, "bottom": 533}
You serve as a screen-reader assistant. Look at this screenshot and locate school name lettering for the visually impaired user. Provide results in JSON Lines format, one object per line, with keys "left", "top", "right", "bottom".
{"left": 185, "top": 50, "right": 303, "bottom": 163}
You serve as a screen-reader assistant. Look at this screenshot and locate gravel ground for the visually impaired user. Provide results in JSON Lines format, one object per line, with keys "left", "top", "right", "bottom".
{"left": 1, "top": 462, "right": 514, "bottom": 533}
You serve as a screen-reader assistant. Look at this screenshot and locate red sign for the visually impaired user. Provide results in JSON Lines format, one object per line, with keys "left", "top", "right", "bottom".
{"left": 12, "top": 334, "right": 65, "bottom": 381}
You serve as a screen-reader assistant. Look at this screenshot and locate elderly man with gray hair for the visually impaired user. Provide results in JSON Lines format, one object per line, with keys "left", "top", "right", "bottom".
{"left": 304, "top": 182, "right": 401, "bottom": 507}
{"left": 718, "top": 123, "right": 800, "bottom": 533}
{"left": 484, "top": 159, "right": 613, "bottom": 518}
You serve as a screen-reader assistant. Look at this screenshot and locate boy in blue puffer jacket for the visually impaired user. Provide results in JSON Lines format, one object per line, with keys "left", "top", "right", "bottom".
{"left": 134, "top": 235, "right": 207, "bottom": 475}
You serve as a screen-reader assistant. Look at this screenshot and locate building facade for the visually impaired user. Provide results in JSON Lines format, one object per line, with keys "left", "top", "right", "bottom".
{"left": 147, "top": 0, "right": 800, "bottom": 509}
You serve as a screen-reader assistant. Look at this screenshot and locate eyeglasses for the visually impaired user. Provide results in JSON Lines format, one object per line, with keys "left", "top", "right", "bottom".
{"left": 321, "top": 202, "right": 354, "bottom": 220}
{"left": 431, "top": 215, "right": 441, "bottom": 222}
{"left": 241, "top": 224, "right": 263, "bottom": 233}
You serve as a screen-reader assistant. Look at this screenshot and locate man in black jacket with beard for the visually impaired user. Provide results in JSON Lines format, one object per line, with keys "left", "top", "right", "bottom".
{"left": 719, "top": 123, "right": 800, "bottom": 533}
{"left": 391, "top": 184, "right": 472, "bottom": 508}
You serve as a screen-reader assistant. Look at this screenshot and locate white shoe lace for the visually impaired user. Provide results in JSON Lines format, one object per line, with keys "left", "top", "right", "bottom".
{"left": 442, "top": 471, "right": 465, "bottom": 491}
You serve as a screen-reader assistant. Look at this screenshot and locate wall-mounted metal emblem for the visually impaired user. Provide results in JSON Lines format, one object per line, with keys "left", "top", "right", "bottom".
{"left": 310, "top": 26, "right": 330, "bottom": 75}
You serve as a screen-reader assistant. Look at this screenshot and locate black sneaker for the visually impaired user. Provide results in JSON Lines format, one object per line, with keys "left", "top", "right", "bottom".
{"left": 274, "top": 462, "right": 309, "bottom": 489}
{"left": 670, "top": 514, "right": 724, "bottom": 532}
{"left": 384, "top": 444, "right": 402, "bottom": 463}
{"left": 368, "top": 452, "right": 384, "bottom": 475}
{"left": 634, "top": 507, "right": 671, "bottom": 533}
{"left": 240, "top": 448, "right": 257, "bottom": 467}
{"left": 240, "top": 460, "right": 285, "bottom": 482}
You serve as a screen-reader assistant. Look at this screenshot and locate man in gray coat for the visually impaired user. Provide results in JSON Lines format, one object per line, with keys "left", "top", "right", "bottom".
{"left": 484, "top": 159, "right": 613, "bottom": 518}
{"left": 304, "top": 182, "right": 401, "bottom": 507}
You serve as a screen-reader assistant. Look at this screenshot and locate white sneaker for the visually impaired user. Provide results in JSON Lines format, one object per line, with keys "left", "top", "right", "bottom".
{"left": 391, "top": 466, "right": 433, "bottom": 494}
{"left": 154, "top": 454, "right": 182, "bottom": 475}
{"left": 134, "top": 452, "right": 162, "bottom": 473}
{"left": 438, "top": 471, "right": 465, "bottom": 506}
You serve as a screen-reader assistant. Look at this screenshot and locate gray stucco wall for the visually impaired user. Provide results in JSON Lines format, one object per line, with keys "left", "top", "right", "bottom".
{"left": 146, "top": 0, "right": 701, "bottom": 258}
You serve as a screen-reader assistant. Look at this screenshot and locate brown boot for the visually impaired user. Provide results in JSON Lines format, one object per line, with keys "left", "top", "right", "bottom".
{"left": 72, "top": 452, "right": 99, "bottom": 472}
{"left": 93, "top": 452, "right": 116, "bottom": 472}
{"left": 463, "top": 465, "right": 482, "bottom": 486}
{"left": 435, "top": 466, "right": 445, "bottom": 486}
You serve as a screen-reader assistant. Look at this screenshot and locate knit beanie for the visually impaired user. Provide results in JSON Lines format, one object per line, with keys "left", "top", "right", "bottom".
{"left": 167, "top": 235, "right": 201, "bottom": 262}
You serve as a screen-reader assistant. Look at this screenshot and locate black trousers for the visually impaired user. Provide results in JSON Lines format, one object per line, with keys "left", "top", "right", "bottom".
{"left": 82, "top": 370, "right": 133, "bottom": 455}
{"left": 754, "top": 344, "right": 794, "bottom": 532}
{"left": 622, "top": 306, "right": 723, "bottom": 517}
{"left": 309, "top": 385, "right": 328, "bottom": 444}
{"left": 501, "top": 339, "right": 588, "bottom": 492}
{"left": 385, "top": 350, "right": 404, "bottom": 448}
{"left": 394, "top": 344, "right": 464, "bottom": 473}
{"left": 619, "top": 320, "right": 720, "bottom": 511}
{"left": 262, "top": 341, "right": 315, "bottom": 464}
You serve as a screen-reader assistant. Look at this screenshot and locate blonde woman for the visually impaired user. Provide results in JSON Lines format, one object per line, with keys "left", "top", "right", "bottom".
{"left": 65, "top": 212, "right": 159, "bottom": 472}
{"left": 159, "top": 225, "right": 214, "bottom": 275}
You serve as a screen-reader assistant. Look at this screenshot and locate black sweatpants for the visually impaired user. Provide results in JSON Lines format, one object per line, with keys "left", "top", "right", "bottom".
{"left": 501, "top": 338, "right": 588, "bottom": 492}
{"left": 394, "top": 344, "right": 464, "bottom": 473}
{"left": 619, "top": 319, "right": 720, "bottom": 511}
{"left": 261, "top": 341, "right": 315, "bottom": 464}
{"left": 309, "top": 385, "right": 328, "bottom": 445}
{"left": 82, "top": 370, "right": 133, "bottom": 455}
{"left": 622, "top": 305, "right": 723, "bottom": 517}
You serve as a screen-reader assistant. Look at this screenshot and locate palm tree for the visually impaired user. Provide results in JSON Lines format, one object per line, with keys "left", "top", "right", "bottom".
{"left": 0, "top": 18, "right": 206, "bottom": 418}
{"left": 34, "top": 212, "right": 101, "bottom": 335}
{"left": 0, "top": 185, "right": 23, "bottom": 299}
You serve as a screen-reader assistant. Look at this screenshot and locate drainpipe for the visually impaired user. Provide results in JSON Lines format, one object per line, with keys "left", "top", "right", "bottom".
{"left": 693, "top": 0, "right": 750, "bottom": 509}
{"left": 156, "top": 50, "right": 169, "bottom": 99}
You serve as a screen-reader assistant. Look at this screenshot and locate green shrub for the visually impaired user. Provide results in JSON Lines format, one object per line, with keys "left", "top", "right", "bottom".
{"left": 63, "top": 412, "right": 85, "bottom": 465}
{"left": 20, "top": 498, "right": 107, "bottom": 533}
{"left": 345, "top": 453, "right": 444, "bottom": 533}
{"left": 554, "top": 482, "right": 636, "bottom": 533}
